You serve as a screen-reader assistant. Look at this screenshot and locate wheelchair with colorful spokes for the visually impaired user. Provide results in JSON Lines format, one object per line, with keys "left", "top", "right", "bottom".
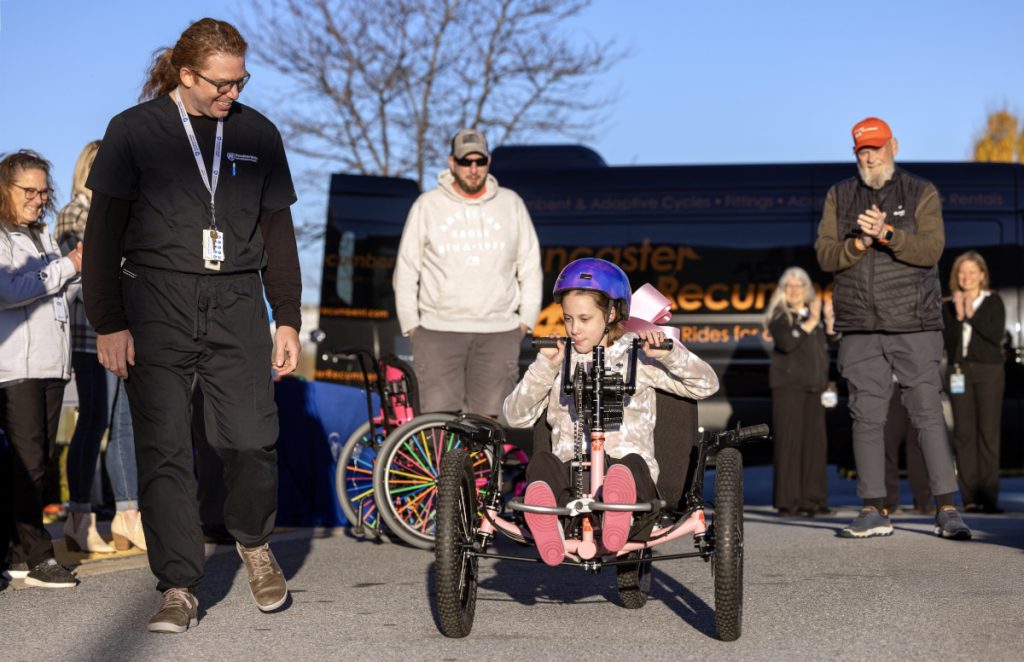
{"left": 433, "top": 336, "right": 768, "bottom": 641}
{"left": 318, "top": 345, "right": 419, "bottom": 538}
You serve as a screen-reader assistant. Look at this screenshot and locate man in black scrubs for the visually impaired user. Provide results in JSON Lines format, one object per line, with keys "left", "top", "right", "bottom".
{"left": 83, "top": 18, "right": 301, "bottom": 633}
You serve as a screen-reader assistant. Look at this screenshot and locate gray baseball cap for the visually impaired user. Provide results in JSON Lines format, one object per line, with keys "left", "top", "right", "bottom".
{"left": 450, "top": 128, "right": 489, "bottom": 159}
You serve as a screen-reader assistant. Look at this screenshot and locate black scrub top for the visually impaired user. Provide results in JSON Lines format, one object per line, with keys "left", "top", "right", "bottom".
{"left": 87, "top": 94, "right": 296, "bottom": 275}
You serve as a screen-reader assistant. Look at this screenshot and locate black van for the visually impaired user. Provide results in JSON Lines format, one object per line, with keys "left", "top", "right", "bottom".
{"left": 316, "top": 145, "right": 1024, "bottom": 472}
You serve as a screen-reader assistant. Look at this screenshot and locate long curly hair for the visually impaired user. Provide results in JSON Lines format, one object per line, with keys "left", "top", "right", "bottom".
{"left": 0, "top": 150, "right": 56, "bottom": 231}
{"left": 140, "top": 17, "right": 248, "bottom": 101}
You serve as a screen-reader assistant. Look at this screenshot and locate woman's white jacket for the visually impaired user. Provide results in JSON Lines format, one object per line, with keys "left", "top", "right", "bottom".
{"left": 0, "top": 226, "right": 80, "bottom": 386}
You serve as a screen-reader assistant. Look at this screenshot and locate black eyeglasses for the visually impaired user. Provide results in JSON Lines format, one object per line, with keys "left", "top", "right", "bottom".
{"left": 454, "top": 156, "right": 489, "bottom": 167}
{"left": 193, "top": 70, "right": 251, "bottom": 94}
{"left": 11, "top": 183, "right": 53, "bottom": 201}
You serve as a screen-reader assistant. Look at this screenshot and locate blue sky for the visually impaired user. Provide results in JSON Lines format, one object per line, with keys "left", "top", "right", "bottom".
{"left": 2, "top": 0, "right": 1023, "bottom": 300}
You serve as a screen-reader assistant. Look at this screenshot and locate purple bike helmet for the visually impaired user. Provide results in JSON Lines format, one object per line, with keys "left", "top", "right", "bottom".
{"left": 553, "top": 258, "right": 631, "bottom": 319}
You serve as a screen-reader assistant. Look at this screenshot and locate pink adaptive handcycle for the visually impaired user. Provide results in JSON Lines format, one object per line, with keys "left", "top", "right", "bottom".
{"left": 432, "top": 336, "right": 768, "bottom": 641}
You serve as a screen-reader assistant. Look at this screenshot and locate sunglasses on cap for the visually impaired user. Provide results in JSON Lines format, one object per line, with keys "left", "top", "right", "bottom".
{"left": 454, "top": 155, "right": 489, "bottom": 167}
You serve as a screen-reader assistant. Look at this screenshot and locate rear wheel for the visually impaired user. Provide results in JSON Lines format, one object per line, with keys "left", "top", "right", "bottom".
{"left": 435, "top": 448, "right": 479, "bottom": 638}
{"left": 711, "top": 446, "right": 744, "bottom": 641}
{"left": 616, "top": 548, "right": 652, "bottom": 609}
{"left": 335, "top": 422, "right": 382, "bottom": 532}
{"left": 373, "top": 414, "right": 493, "bottom": 549}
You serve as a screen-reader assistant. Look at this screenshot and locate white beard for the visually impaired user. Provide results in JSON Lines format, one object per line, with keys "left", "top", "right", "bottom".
{"left": 857, "top": 162, "right": 895, "bottom": 190}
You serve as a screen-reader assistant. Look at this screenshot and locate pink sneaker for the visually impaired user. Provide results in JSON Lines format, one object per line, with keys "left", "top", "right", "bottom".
{"left": 524, "top": 481, "right": 565, "bottom": 567}
{"left": 601, "top": 464, "right": 636, "bottom": 552}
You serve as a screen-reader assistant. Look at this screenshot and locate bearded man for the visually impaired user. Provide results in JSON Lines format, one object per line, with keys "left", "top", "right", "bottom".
{"left": 393, "top": 129, "right": 542, "bottom": 417}
{"left": 816, "top": 117, "right": 971, "bottom": 541}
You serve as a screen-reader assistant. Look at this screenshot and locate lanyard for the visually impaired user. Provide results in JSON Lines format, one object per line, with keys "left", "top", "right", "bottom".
{"left": 173, "top": 87, "right": 223, "bottom": 232}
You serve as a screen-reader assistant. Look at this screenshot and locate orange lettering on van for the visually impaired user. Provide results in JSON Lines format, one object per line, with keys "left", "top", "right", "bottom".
{"left": 703, "top": 283, "right": 729, "bottom": 311}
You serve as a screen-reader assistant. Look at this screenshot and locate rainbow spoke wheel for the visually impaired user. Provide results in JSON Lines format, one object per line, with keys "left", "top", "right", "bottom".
{"left": 372, "top": 414, "right": 493, "bottom": 550}
{"left": 335, "top": 421, "right": 384, "bottom": 534}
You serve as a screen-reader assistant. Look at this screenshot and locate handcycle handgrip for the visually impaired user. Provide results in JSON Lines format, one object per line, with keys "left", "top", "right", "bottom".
{"left": 530, "top": 336, "right": 567, "bottom": 349}
{"left": 530, "top": 336, "right": 674, "bottom": 351}
{"left": 736, "top": 423, "right": 770, "bottom": 441}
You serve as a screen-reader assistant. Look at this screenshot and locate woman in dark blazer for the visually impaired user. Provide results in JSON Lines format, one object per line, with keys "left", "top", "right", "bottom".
{"left": 942, "top": 251, "right": 1005, "bottom": 513}
{"left": 764, "top": 267, "right": 835, "bottom": 517}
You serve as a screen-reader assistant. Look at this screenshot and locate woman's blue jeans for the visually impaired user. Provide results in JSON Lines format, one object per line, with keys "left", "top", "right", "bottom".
{"left": 67, "top": 351, "right": 138, "bottom": 512}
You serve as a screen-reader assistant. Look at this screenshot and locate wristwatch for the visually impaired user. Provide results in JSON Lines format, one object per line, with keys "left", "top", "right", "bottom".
{"left": 876, "top": 223, "right": 895, "bottom": 246}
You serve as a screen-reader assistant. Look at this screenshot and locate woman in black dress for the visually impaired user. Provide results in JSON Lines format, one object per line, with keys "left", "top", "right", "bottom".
{"left": 764, "top": 267, "right": 835, "bottom": 517}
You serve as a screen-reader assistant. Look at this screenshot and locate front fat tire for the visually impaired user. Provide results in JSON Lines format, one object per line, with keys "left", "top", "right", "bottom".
{"left": 616, "top": 548, "right": 652, "bottom": 609}
{"left": 712, "top": 446, "right": 744, "bottom": 642}
{"left": 435, "top": 448, "right": 478, "bottom": 638}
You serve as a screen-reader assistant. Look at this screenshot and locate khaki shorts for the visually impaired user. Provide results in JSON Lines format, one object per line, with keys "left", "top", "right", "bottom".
{"left": 410, "top": 327, "right": 522, "bottom": 417}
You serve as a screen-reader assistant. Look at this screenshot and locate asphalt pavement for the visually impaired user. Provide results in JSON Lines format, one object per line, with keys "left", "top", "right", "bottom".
{"left": 2, "top": 467, "right": 1022, "bottom": 662}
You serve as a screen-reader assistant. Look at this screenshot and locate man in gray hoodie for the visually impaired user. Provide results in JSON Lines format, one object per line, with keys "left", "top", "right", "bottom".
{"left": 393, "top": 129, "right": 542, "bottom": 417}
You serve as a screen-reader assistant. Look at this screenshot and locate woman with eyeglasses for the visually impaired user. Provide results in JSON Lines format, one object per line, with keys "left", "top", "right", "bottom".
{"left": 0, "top": 150, "right": 82, "bottom": 588}
{"left": 763, "top": 266, "right": 836, "bottom": 518}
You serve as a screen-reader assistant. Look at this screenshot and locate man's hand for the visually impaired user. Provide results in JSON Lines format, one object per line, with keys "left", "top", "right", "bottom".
{"left": 407, "top": 326, "right": 418, "bottom": 338}
{"left": 272, "top": 326, "right": 300, "bottom": 377}
{"left": 97, "top": 330, "right": 135, "bottom": 379}
{"left": 857, "top": 204, "right": 887, "bottom": 238}
{"left": 519, "top": 323, "right": 529, "bottom": 338}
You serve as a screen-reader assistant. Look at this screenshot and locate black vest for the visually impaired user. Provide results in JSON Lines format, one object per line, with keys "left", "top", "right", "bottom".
{"left": 831, "top": 168, "right": 943, "bottom": 333}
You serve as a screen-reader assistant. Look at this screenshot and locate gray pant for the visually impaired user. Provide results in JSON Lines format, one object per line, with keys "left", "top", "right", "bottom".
{"left": 837, "top": 331, "right": 958, "bottom": 500}
{"left": 410, "top": 327, "right": 521, "bottom": 417}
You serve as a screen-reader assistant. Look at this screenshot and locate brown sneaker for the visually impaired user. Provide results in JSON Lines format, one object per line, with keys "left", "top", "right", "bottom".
{"left": 148, "top": 588, "right": 199, "bottom": 633}
{"left": 237, "top": 542, "right": 288, "bottom": 611}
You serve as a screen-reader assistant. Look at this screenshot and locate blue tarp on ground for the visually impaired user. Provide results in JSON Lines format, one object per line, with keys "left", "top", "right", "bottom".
{"left": 274, "top": 379, "right": 378, "bottom": 527}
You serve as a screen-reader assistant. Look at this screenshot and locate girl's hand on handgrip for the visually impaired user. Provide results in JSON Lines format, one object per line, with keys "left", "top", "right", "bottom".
{"left": 540, "top": 335, "right": 566, "bottom": 364}
{"left": 638, "top": 329, "right": 671, "bottom": 359}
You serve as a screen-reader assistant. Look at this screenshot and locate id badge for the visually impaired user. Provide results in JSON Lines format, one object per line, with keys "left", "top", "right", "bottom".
{"left": 53, "top": 297, "right": 69, "bottom": 323}
{"left": 950, "top": 372, "right": 966, "bottom": 395}
{"left": 202, "top": 229, "right": 225, "bottom": 271}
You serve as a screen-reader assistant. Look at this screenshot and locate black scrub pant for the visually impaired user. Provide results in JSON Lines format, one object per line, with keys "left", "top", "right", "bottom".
{"left": 949, "top": 361, "right": 1004, "bottom": 510}
{"left": 0, "top": 379, "right": 65, "bottom": 568}
{"left": 770, "top": 387, "right": 828, "bottom": 512}
{"left": 123, "top": 264, "right": 279, "bottom": 592}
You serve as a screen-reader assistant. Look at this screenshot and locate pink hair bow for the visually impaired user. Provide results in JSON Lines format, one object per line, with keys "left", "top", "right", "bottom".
{"left": 621, "top": 283, "right": 680, "bottom": 342}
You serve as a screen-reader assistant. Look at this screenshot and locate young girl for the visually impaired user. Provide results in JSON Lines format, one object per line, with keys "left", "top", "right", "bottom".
{"left": 503, "top": 258, "right": 719, "bottom": 566}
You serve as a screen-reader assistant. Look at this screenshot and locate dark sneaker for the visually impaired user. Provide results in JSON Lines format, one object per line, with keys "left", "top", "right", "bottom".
{"left": 148, "top": 588, "right": 199, "bottom": 633}
{"left": 934, "top": 507, "right": 972, "bottom": 540}
{"left": 3, "top": 562, "right": 29, "bottom": 580}
{"left": 23, "top": 559, "right": 78, "bottom": 588}
{"left": 237, "top": 543, "right": 288, "bottom": 611}
{"left": 839, "top": 507, "right": 893, "bottom": 539}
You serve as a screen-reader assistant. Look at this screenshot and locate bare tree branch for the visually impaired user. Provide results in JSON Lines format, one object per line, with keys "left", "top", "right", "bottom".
{"left": 237, "top": 0, "right": 621, "bottom": 237}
